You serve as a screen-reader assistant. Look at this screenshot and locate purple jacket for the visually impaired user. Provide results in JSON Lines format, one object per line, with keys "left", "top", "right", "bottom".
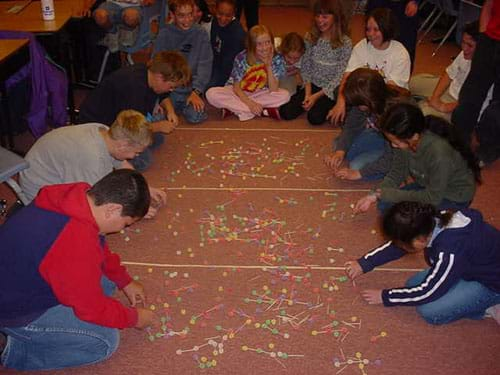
{"left": 1, "top": 31, "right": 68, "bottom": 138}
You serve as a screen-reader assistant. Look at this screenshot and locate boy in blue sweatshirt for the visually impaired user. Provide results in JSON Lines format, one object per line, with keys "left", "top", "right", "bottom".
{"left": 153, "top": 0, "right": 213, "bottom": 124}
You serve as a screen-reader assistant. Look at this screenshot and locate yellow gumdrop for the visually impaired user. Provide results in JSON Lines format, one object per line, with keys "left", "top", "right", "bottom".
{"left": 241, "top": 346, "right": 249, "bottom": 351}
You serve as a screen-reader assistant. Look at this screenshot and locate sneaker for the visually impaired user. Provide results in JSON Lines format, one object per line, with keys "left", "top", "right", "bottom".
{"left": 118, "top": 26, "right": 139, "bottom": 48}
{"left": 485, "top": 304, "right": 500, "bottom": 325}
{"left": 99, "top": 32, "right": 119, "bottom": 53}
{"left": 263, "top": 107, "right": 281, "bottom": 120}
{"left": 221, "top": 108, "right": 234, "bottom": 119}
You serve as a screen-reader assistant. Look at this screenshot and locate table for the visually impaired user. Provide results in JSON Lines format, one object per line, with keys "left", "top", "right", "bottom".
{"left": 0, "top": 1, "right": 80, "bottom": 122}
{"left": 0, "top": 39, "right": 29, "bottom": 149}
{"left": 0, "top": 1, "right": 73, "bottom": 33}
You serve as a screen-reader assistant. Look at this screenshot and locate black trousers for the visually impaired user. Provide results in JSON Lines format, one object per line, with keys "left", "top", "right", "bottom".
{"left": 279, "top": 84, "right": 336, "bottom": 126}
{"left": 452, "top": 33, "right": 500, "bottom": 162}
{"left": 366, "top": 0, "right": 418, "bottom": 70}
{"left": 236, "top": 0, "right": 259, "bottom": 30}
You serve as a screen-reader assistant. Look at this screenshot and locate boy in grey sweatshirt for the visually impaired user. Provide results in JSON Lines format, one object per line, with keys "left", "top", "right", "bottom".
{"left": 153, "top": 0, "right": 213, "bottom": 124}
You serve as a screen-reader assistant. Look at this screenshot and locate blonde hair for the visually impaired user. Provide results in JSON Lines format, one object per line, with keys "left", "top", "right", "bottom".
{"left": 308, "top": 0, "right": 348, "bottom": 49}
{"left": 246, "top": 25, "right": 275, "bottom": 65}
{"left": 109, "top": 110, "right": 153, "bottom": 147}
{"left": 279, "top": 32, "right": 305, "bottom": 56}
{"left": 148, "top": 51, "right": 191, "bottom": 86}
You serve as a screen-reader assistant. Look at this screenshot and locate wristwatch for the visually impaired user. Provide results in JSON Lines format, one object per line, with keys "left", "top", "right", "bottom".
{"left": 192, "top": 88, "right": 203, "bottom": 96}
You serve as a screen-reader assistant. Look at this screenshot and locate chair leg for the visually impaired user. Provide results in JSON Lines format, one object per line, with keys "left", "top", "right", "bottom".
{"left": 126, "top": 53, "right": 135, "bottom": 66}
{"left": 5, "top": 178, "right": 29, "bottom": 206}
{"left": 432, "top": 20, "right": 457, "bottom": 57}
{"left": 418, "top": 5, "right": 438, "bottom": 33}
{"left": 97, "top": 49, "right": 111, "bottom": 84}
{"left": 419, "top": 9, "right": 444, "bottom": 44}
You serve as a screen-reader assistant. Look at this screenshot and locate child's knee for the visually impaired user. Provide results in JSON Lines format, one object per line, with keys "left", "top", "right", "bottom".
{"left": 122, "top": 8, "right": 141, "bottom": 28}
{"left": 93, "top": 328, "right": 120, "bottom": 362}
{"left": 416, "top": 305, "right": 450, "bottom": 325}
{"left": 94, "top": 9, "right": 110, "bottom": 27}
{"left": 307, "top": 111, "right": 325, "bottom": 126}
{"left": 184, "top": 107, "right": 208, "bottom": 124}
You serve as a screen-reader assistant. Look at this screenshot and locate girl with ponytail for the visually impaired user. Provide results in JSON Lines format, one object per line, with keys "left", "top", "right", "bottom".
{"left": 354, "top": 102, "right": 480, "bottom": 213}
{"left": 345, "top": 201, "right": 500, "bottom": 325}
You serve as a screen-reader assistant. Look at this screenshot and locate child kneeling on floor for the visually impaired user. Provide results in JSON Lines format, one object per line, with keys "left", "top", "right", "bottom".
{"left": 345, "top": 201, "right": 500, "bottom": 325}
{"left": 0, "top": 170, "right": 155, "bottom": 370}
{"left": 206, "top": 24, "right": 290, "bottom": 121}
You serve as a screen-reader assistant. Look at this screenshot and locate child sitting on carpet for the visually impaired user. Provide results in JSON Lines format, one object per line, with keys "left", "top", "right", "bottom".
{"left": 354, "top": 103, "right": 480, "bottom": 213}
{"left": 206, "top": 24, "right": 290, "bottom": 121}
{"left": 277, "top": 32, "right": 305, "bottom": 96}
{"left": 279, "top": 0, "right": 352, "bottom": 125}
{"left": 328, "top": 7, "right": 410, "bottom": 126}
{"left": 0, "top": 170, "right": 155, "bottom": 370}
{"left": 324, "top": 68, "right": 402, "bottom": 181}
{"left": 345, "top": 201, "right": 500, "bottom": 325}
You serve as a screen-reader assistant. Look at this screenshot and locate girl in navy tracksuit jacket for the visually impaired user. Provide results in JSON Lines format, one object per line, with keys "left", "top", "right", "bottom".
{"left": 345, "top": 201, "right": 500, "bottom": 325}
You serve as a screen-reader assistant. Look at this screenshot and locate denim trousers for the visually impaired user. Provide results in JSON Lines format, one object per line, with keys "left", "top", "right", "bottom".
{"left": 170, "top": 87, "right": 208, "bottom": 124}
{"left": 129, "top": 132, "right": 165, "bottom": 171}
{"left": 406, "top": 269, "right": 500, "bottom": 325}
{"left": 0, "top": 278, "right": 120, "bottom": 370}
{"left": 345, "top": 127, "right": 386, "bottom": 180}
{"left": 377, "top": 183, "right": 471, "bottom": 213}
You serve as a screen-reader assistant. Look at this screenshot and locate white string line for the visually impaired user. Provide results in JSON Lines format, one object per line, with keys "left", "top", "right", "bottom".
{"left": 163, "top": 187, "right": 371, "bottom": 192}
{"left": 122, "top": 261, "right": 424, "bottom": 273}
{"left": 176, "top": 127, "right": 336, "bottom": 133}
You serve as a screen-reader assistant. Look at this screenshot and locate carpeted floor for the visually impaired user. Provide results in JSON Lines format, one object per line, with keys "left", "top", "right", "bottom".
{"left": 2, "top": 6, "right": 500, "bottom": 375}
{"left": 4, "top": 108, "right": 499, "bottom": 375}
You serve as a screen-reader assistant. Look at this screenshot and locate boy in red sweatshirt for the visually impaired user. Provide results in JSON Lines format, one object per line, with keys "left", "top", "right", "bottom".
{"left": 0, "top": 169, "right": 154, "bottom": 370}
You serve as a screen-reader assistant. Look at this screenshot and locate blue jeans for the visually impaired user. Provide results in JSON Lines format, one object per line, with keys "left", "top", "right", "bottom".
{"left": 377, "top": 183, "right": 471, "bottom": 213}
{"left": 406, "top": 269, "right": 500, "bottom": 325}
{"left": 345, "top": 128, "right": 386, "bottom": 181}
{"left": 129, "top": 132, "right": 165, "bottom": 171}
{"left": 1, "top": 278, "right": 119, "bottom": 370}
{"left": 170, "top": 87, "right": 208, "bottom": 124}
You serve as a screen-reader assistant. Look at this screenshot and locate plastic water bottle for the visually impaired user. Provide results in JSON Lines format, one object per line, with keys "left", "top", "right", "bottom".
{"left": 40, "top": 0, "right": 55, "bottom": 21}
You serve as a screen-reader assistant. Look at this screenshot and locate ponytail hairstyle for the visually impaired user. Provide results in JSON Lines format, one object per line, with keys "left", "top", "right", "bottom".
{"left": 343, "top": 68, "right": 399, "bottom": 117}
{"left": 380, "top": 103, "right": 481, "bottom": 183}
{"left": 382, "top": 201, "right": 453, "bottom": 248}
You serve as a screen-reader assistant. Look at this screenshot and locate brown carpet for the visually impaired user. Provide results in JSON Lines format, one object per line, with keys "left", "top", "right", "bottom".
{"left": 4, "top": 106, "right": 499, "bottom": 375}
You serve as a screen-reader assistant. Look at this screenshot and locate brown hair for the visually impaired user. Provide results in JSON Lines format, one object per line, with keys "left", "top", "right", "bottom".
{"left": 307, "top": 0, "right": 349, "bottom": 49}
{"left": 109, "top": 110, "right": 153, "bottom": 148}
{"left": 246, "top": 25, "right": 275, "bottom": 65}
{"left": 279, "top": 32, "right": 305, "bottom": 56}
{"left": 216, "top": 0, "right": 236, "bottom": 9}
{"left": 169, "top": 0, "right": 195, "bottom": 13}
{"left": 343, "top": 68, "right": 399, "bottom": 116}
{"left": 366, "top": 8, "right": 398, "bottom": 42}
{"left": 148, "top": 51, "right": 191, "bottom": 85}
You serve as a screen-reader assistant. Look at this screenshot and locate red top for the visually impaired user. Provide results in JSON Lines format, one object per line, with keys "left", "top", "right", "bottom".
{"left": 36, "top": 183, "right": 138, "bottom": 328}
{"left": 486, "top": 0, "right": 500, "bottom": 40}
